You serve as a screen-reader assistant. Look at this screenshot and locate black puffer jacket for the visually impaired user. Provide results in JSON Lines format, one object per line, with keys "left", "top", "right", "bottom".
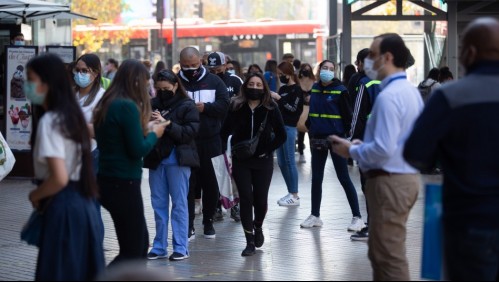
{"left": 144, "top": 94, "right": 200, "bottom": 169}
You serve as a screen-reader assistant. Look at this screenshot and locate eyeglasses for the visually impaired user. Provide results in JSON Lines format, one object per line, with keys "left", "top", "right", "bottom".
{"left": 73, "top": 68, "right": 92, "bottom": 75}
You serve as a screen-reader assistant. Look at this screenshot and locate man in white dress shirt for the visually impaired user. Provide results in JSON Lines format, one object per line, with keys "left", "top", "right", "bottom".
{"left": 330, "top": 33, "right": 424, "bottom": 281}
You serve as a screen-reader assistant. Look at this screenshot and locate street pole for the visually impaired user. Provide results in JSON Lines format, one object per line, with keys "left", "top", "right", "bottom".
{"left": 172, "top": 0, "right": 178, "bottom": 66}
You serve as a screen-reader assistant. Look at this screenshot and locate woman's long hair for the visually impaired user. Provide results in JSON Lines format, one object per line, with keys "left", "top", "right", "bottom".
{"left": 152, "top": 61, "right": 167, "bottom": 81}
{"left": 298, "top": 63, "right": 315, "bottom": 80}
{"left": 232, "top": 72, "right": 274, "bottom": 111}
{"left": 278, "top": 61, "right": 299, "bottom": 86}
{"left": 27, "top": 54, "right": 97, "bottom": 198}
{"left": 154, "top": 69, "right": 189, "bottom": 99}
{"left": 74, "top": 54, "right": 103, "bottom": 107}
{"left": 93, "top": 59, "right": 152, "bottom": 135}
{"left": 228, "top": 60, "right": 243, "bottom": 78}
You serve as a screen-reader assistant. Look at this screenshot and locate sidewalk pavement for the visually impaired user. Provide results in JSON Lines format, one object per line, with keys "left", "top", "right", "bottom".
{"left": 0, "top": 151, "right": 438, "bottom": 281}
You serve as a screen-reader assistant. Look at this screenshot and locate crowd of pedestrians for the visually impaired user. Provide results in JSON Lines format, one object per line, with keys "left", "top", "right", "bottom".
{"left": 16, "top": 17, "right": 499, "bottom": 281}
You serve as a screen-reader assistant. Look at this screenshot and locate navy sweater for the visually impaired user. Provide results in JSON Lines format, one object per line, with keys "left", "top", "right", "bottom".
{"left": 404, "top": 61, "right": 499, "bottom": 229}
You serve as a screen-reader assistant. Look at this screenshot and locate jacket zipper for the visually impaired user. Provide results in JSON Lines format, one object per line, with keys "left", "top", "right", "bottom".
{"left": 251, "top": 110, "right": 255, "bottom": 139}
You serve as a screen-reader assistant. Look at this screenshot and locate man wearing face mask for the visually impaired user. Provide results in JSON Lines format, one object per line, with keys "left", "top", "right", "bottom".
{"left": 404, "top": 18, "right": 499, "bottom": 281}
{"left": 178, "top": 47, "right": 230, "bottom": 240}
{"left": 207, "top": 52, "right": 243, "bottom": 98}
{"left": 329, "top": 33, "right": 424, "bottom": 281}
{"left": 11, "top": 33, "right": 25, "bottom": 46}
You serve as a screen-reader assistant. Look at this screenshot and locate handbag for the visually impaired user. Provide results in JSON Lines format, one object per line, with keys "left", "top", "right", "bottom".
{"left": 20, "top": 196, "right": 52, "bottom": 248}
{"left": 310, "top": 138, "right": 330, "bottom": 151}
{"left": 0, "top": 132, "right": 16, "bottom": 181}
{"left": 231, "top": 112, "right": 269, "bottom": 161}
{"left": 212, "top": 136, "right": 239, "bottom": 209}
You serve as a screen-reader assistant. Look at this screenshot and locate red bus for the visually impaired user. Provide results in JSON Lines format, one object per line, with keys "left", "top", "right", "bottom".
{"left": 74, "top": 19, "right": 326, "bottom": 67}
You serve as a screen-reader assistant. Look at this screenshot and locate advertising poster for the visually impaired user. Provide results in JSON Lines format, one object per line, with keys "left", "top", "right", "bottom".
{"left": 4, "top": 46, "right": 37, "bottom": 151}
{"left": 46, "top": 46, "right": 76, "bottom": 64}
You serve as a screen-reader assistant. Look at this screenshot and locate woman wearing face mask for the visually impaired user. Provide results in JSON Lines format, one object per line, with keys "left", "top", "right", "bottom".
{"left": 25, "top": 53, "right": 105, "bottom": 280}
{"left": 93, "top": 59, "right": 167, "bottom": 265}
{"left": 144, "top": 70, "right": 200, "bottom": 261}
{"left": 221, "top": 73, "right": 286, "bottom": 257}
{"left": 275, "top": 62, "right": 304, "bottom": 207}
{"left": 297, "top": 63, "right": 315, "bottom": 163}
{"left": 73, "top": 54, "right": 106, "bottom": 172}
{"left": 300, "top": 60, "right": 365, "bottom": 233}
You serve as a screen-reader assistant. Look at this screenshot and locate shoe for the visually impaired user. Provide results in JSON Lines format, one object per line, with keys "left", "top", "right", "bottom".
{"left": 204, "top": 221, "right": 216, "bottom": 239}
{"left": 298, "top": 154, "right": 306, "bottom": 163}
{"left": 347, "top": 158, "right": 354, "bottom": 166}
{"left": 213, "top": 208, "right": 224, "bottom": 222}
{"left": 350, "top": 226, "right": 369, "bottom": 241}
{"left": 241, "top": 244, "right": 256, "bottom": 257}
{"left": 348, "top": 217, "right": 366, "bottom": 232}
{"left": 194, "top": 200, "right": 202, "bottom": 215}
{"left": 188, "top": 228, "right": 195, "bottom": 241}
{"left": 277, "top": 194, "right": 300, "bottom": 206}
{"left": 254, "top": 227, "right": 264, "bottom": 248}
{"left": 230, "top": 205, "right": 241, "bottom": 222}
{"left": 147, "top": 253, "right": 168, "bottom": 260}
{"left": 169, "top": 252, "right": 189, "bottom": 261}
{"left": 300, "top": 215, "right": 323, "bottom": 228}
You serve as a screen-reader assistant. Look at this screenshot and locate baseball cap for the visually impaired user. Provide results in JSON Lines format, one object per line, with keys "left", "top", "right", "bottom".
{"left": 207, "top": 52, "right": 226, "bottom": 68}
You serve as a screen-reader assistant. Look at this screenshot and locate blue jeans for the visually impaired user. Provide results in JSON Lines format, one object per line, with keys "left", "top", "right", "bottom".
{"left": 277, "top": 126, "right": 299, "bottom": 194}
{"left": 311, "top": 147, "right": 361, "bottom": 218}
{"left": 149, "top": 151, "right": 191, "bottom": 256}
{"left": 444, "top": 225, "right": 499, "bottom": 280}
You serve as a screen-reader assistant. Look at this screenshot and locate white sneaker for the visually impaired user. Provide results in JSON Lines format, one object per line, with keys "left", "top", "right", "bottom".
{"left": 194, "top": 200, "right": 202, "bottom": 215}
{"left": 300, "top": 215, "right": 323, "bottom": 228}
{"left": 348, "top": 217, "right": 366, "bottom": 232}
{"left": 277, "top": 194, "right": 300, "bottom": 206}
{"left": 298, "top": 155, "right": 306, "bottom": 163}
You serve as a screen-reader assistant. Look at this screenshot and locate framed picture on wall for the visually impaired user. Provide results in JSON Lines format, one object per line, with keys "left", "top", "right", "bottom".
{"left": 46, "top": 46, "right": 76, "bottom": 64}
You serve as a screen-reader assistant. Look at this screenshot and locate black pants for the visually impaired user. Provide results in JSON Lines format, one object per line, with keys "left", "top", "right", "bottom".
{"left": 190, "top": 139, "right": 222, "bottom": 224}
{"left": 360, "top": 169, "right": 369, "bottom": 226}
{"left": 232, "top": 156, "right": 274, "bottom": 232}
{"left": 298, "top": 131, "right": 307, "bottom": 155}
{"left": 98, "top": 176, "right": 148, "bottom": 266}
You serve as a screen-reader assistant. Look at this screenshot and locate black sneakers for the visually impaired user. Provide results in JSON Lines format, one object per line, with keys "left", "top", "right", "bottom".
{"left": 231, "top": 205, "right": 241, "bottom": 222}
{"left": 169, "top": 252, "right": 189, "bottom": 261}
{"left": 350, "top": 226, "right": 369, "bottom": 241}
{"left": 147, "top": 253, "right": 167, "bottom": 260}
{"left": 204, "top": 220, "right": 216, "bottom": 239}
{"left": 188, "top": 227, "right": 196, "bottom": 241}
{"left": 241, "top": 243, "right": 256, "bottom": 257}
{"left": 254, "top": 227, "right": 264, "bottom": 248}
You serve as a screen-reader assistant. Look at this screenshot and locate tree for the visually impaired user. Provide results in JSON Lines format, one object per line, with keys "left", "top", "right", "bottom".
{"left": 71, "top": 0, "right": 132, "bottom": 53}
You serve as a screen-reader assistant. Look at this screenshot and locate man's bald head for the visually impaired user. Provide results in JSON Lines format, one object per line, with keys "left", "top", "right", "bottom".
{"left": 179, "top": 47, "right": 202, "bottom": 70}
{"left": 460, "top": 17, "right": 499, "bottom": 69}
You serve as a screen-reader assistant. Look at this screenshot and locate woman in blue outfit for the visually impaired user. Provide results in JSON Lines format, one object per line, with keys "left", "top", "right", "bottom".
{"left": 300, "top": 60, "right": 365, "bottom": 232}
{"left": 26, "top": 54, "right": 105, "bottom": 281}
{"left": 275, "top": 61, "right": 304, "bottom": 206}
{"left": 144, "top": 70, "right": 200, "bottom": 261}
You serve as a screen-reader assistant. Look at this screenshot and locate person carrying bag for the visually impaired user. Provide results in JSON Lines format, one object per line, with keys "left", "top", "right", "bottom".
{"left": 0, "top": 131, "right": 16, "bottom": 181}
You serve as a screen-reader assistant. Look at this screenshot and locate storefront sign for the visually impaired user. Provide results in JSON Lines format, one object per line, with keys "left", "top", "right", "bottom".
{"left": 4, "top": 46, "right": 38, "bottom": 151}
{"left": 46, "top": 46, "right": 76, "bottom": 64}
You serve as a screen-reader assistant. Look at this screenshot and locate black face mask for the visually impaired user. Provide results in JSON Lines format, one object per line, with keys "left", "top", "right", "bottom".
{"left": 158, "top": 89, "right": 175, "bottom": 102}
{"left": 279, "top": 75, "right": 290, "bottom": 84}
{"left": 301, "top": 70, "right": 311, "bottom": 77}
{"left": 182, "top": 67, "right": 202, "bottom": 81}
{"left": 216, "top": 72, "right": 225, "bottom": 80}
{"left": 245, "top": 88, "right": 264, "bottom": 101}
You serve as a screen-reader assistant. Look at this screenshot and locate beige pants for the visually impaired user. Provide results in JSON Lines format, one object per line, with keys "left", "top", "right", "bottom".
{"left": 366, "top": 174, "right": 421, "bottom": 281}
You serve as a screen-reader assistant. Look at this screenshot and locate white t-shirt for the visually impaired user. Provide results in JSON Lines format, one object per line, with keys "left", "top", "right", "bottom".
{"left": 33, "top": 112, "right": 82, "bottom": 181}
{"left": 77, "top": 87, "right": 105, "bottom": 151}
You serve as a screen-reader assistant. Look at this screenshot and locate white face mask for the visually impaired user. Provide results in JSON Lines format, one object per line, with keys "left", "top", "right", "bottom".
{"left": 364, "top": 57, "right": 384, "bottom": 81}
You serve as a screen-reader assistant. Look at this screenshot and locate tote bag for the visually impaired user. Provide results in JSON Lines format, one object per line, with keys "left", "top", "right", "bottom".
{"left": 211, "top": 136, "right": 239, "bottom": 209}
{"left": 0, "top": 132, "right": 16, "bottom": 181}
{"left": 421, "top": 183, "right": 444, "bottom": 280}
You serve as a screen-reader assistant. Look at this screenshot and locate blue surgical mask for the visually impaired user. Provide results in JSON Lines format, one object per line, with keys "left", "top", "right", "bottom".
{"left": 319, "top": 69, "right": 335, "bottom": 83}
{"left": 227, "top": 70, "right": 236, "bottom": 75}
{"left": 14, "top": 40, "right": 25, "bottom": 46}
{"left": 23, "top": 82, "right": 46, "bottom": 105}
{"left": 74, "top": 72, "right": 93, "bottom": 88}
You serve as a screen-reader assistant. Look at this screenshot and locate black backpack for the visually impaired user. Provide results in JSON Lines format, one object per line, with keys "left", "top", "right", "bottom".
{"left": 417, "top": 80, "right": 437, "bottom": 104}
